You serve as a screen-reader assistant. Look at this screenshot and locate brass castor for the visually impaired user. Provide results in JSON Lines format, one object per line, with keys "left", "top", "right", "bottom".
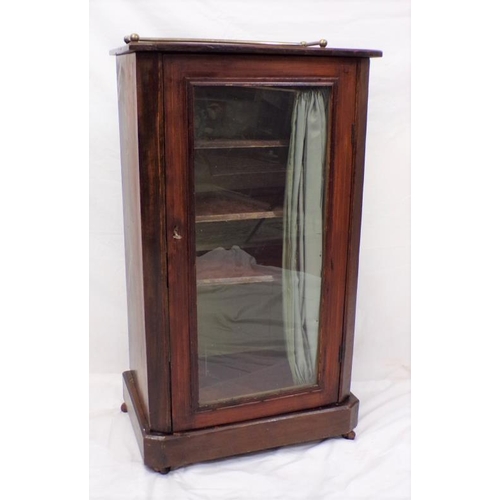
{"left": 342, "top": 430, "right": 356, "bottom": 440}
{"left": 120, "top": 402, "right": 128, "bottom": 413}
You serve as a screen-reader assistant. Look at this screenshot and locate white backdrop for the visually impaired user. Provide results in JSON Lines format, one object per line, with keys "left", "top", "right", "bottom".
{"left": 90, "top": 1, "right": 410, "bottom": 497}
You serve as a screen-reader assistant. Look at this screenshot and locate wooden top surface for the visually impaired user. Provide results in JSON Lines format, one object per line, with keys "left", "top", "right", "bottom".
{"left": 110, "top": 39, "right": 382, "bottom": 58}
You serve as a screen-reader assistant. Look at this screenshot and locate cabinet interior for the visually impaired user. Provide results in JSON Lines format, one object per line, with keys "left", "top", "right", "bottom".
{"left": 193, "top": 85, "right": 326, "bottom": 405}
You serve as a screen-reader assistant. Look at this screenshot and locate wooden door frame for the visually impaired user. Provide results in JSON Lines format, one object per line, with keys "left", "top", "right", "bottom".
{"left": 163, "top": 54, "right": 358, "bottom": 432}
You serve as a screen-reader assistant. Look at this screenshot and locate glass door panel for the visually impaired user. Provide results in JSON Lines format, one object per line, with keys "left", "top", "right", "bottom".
{"left": 193, "top": 85, "right": 331, "bottom": 406}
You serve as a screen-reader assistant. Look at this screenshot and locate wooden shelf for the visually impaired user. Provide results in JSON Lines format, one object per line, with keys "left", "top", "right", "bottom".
{"left": 196, "top": 209, "right": 283, "bottom": 223}
{"left": 197, "top": 271, "right": 276, "bottom": 287}
{"left": 196, "top": 249, "right": 280, "bottom": 287}
{"left": 194, "top": 139, "right": 289, "bottom": 150}
{"left": 196, "top": 191, "right": 283, "bottom": 223}
{"left": 197, "top": 261, "right": 278, "bottom": 286}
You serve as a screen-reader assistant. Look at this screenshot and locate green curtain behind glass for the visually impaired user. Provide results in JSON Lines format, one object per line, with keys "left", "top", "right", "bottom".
{"left": 282, "top": 89, "right": 328, "bottom": 385}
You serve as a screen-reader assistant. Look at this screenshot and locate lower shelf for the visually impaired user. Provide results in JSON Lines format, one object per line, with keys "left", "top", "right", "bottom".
{"left": 122, "top": 370, "right": 359, "bottom": 473}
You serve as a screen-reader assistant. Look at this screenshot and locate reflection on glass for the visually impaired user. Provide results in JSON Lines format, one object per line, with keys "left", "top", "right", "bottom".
{"left": 194, "top": 85, "right": 330, "bottom": 405}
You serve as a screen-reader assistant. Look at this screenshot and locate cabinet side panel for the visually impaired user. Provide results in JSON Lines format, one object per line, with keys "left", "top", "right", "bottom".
{"left": 116, "top": 53, "right": 150, "bottom": 418}
{"left": 339, "top": 59, "right": 370, "bottom": 400}
{"left": 135, "top": 53, "right": 171, "bottom": 432}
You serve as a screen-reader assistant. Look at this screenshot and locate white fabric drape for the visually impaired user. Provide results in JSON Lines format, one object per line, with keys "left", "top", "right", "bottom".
{"left": 196, "top": 246, "right": 284, "bottom": 357}
{"left": 282, "top": 90, "right": 328, "bottom": 385}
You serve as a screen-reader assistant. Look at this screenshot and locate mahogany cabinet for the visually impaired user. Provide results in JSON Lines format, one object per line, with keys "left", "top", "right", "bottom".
{"left": 111, "top": 35, "right": 382, "bottom": 473}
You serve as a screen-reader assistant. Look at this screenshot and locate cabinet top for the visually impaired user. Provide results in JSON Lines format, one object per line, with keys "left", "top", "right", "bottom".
{"left": 109, "top": 36, "right": 382, "bottom": 58}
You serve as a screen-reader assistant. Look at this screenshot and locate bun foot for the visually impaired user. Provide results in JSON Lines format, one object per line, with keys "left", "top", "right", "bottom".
{"left": 120, "top": 402, "right": 128, "bottom": 413}
{"left": 153, "top": 467, "right": 171, "bottom": 475}
{"left": 342, "top": 430, "right": 356, "bottom": 440}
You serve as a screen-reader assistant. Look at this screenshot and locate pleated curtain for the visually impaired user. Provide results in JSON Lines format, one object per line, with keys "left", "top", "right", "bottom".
{"left": 282, "top": 89, "right": 328, "bottom": 385}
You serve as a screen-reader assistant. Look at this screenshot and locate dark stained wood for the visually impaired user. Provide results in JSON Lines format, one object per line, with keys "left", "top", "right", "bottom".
{"left": 317, "top": 66, "right": 355, "bottom": 406}
{"left": 195, "top": 191, "right": 282, "bottom": 223}
{"left": 338, "top": 59, "right": 371, "bottom": 401}
{"left": 196, "top": 209, "right": 283, "bottom": 223}
{"left": 163, "top": 54, "right": 197, "bottom": 434}
{"left": 122, "top": 370, "right": 148, "bottom": 459}
{"left": 113, "top": 42, "right": 380, "bottom": 470}
{"left": 110, "top": 41, "right": 382, "bottom": 59}
{"left": 116, "top": 53, "right": 171, "bottom": 433}
{"left": 194, "top": 220, "right": 283, "bottom": 253}
{"left": 135, "top": 53, "right": 171, "bottom": 433}
{"left": 195, "top": 139, "right": 289, "bottom": 149}
{"left": 342, "top": 430, "right": 356, "bottom": 440}
{"left": 160, "top": 397, "right": 359, "bottom": 470}
{"left": 123, "top": 370, "right": 358, "bottom": 472}
{"left": 164, "top": 54, "right": 357, "bottom": 432}
{"left": 116, "top": 54, "right": 150, "bottom": 420}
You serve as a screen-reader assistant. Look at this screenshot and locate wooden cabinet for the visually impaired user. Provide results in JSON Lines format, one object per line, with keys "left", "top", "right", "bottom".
{"left": 111, "top": 36, "right": 382, "bottom": 473}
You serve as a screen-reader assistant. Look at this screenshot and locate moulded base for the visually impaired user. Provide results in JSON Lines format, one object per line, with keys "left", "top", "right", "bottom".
{"left": 122, "top": 370, "right": 359, "bottom": 473}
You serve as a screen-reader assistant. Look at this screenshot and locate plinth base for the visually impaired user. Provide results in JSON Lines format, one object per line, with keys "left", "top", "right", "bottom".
{"left": 122, "top": 370, "right": 359, "bottom": 473}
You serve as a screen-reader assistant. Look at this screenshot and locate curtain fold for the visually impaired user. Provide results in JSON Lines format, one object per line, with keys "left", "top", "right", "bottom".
{"left": 282, "top": 90, "right": 328, "bottom": 385}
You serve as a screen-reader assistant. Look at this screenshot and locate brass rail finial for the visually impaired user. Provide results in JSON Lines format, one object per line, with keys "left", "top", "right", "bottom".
{"left": 124, "top": 34, "right": 328, "bottom": 48}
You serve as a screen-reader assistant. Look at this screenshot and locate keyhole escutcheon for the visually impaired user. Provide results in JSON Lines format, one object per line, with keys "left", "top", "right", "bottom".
{"left": 173, "top": 227, "right": 182, "bottom": 240}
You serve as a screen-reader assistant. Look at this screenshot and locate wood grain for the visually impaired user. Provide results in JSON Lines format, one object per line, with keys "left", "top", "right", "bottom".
{"left": 110, "top": 41, "right": 382, "bottom": 59}
{"left": 113, "top": 45, "right": 380, "bottom": 466}
{"left": 338, "top": 59, "right": 371, "bottom": 401}
{"left": 116, "top": 53, "right": 150, "bottom": 420}
{"left": 116, "top": 52, "right": 172, "bottom": 432}
{"left": 164, "top": 54, "right": 357, "bottom": 432}
{"left": 194, "top": 139, "right": 289, "bottom": 149}
{"left": 134, "top": 53, "right": 171, "bottom": 432}
{"left": 195, "top": 191, "right": 282, "bottom": 223}
{"left": 122, "top": 370, "right": 358, "bottom": 472}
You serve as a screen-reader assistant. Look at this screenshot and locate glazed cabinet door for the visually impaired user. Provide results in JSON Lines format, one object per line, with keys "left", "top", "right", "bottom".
{"left": 164, "top": 54, "right": 357, "bottom": 431}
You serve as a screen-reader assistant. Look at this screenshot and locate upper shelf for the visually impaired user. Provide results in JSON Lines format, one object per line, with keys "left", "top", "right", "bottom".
{"left": 196, "top": 190, "right": 283, "bottom": 223}
{"left": 194, "top": 139, "right": 289, "bottom": 150}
